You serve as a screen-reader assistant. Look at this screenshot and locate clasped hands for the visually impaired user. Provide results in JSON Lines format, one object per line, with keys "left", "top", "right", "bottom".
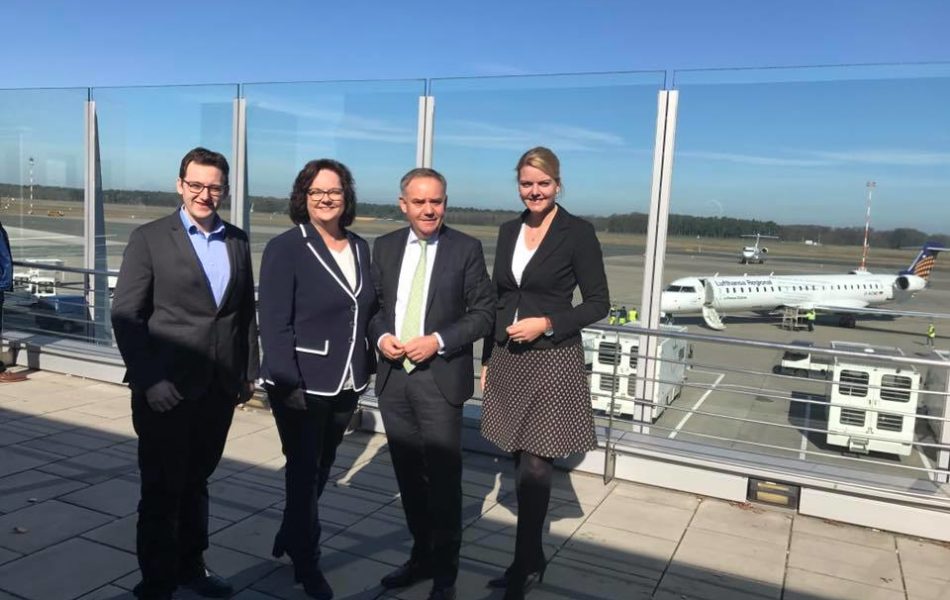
{"left": 379, "top": 334, "right": 440, "bottom": 365}
{"left": 506, "top": 316, "right": 550, "bottom": 344}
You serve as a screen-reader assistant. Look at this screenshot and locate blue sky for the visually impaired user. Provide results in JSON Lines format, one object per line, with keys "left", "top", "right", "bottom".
{"left": 1, "top": 1, "right": 949, "bottom": 231}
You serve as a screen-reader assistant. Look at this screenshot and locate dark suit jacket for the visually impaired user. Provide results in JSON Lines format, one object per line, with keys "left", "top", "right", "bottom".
{"left": 258, "top": 223, "right": 376, "bottom": 396}
{"left": 489, "top": 204, "right": 609, "bottom": 352}
{"left": 111, "top": 210, "right": 260, "bottom": 402}
{"left": 369, "top": 225, "right": 494, "bottom": 406}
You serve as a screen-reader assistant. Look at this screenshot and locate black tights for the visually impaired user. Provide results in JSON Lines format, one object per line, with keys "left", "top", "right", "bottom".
{"left": 512, "top": 450, "right": 553, "bottom": 572}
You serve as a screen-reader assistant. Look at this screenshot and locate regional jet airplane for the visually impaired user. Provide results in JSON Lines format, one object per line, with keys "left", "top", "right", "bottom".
{"left": 661, "top": 241, "right": 945, "bottom": 330}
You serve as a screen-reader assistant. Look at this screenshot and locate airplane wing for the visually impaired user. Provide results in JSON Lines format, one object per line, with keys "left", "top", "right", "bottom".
{"left": 812, "top": 304, "right": 950, "bottom": 320}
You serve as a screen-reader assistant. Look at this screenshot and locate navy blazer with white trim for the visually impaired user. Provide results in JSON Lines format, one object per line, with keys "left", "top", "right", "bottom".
{"left": 258, "top": 223, "right": 377, "bottom": 396}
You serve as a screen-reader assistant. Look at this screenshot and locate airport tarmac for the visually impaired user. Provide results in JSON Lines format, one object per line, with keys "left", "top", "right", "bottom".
{"left": 4, "top": 204, "right": 949, "bottom": 497}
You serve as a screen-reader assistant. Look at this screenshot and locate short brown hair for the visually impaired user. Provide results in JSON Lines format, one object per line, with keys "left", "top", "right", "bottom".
{"left": 179, "top": 147, "right": 229, "bottom": 182}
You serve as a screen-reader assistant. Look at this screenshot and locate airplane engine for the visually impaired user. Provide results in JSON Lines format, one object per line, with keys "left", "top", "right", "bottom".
{"left": 761, "top": 247, "right": 768, "bottom": 254}
{"left": 895, "top": 274, "right": 927, "bottom": 292}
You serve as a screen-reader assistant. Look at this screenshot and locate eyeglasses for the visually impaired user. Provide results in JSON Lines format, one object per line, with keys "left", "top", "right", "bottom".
{"left": 307, "top": 188, "right": 344, "bottom": 202}
{"left": 182, "top": 179, "right": 227, "bottom": 198}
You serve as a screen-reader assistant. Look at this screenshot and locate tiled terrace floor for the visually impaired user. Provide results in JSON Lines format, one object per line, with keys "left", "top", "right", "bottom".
{"left": 0, "top": 370, "right": 948, "bottom": 600}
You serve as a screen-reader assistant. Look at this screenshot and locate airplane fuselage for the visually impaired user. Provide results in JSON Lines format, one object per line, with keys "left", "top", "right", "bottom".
{"left": 661, "top": 272, "right": 922, "bottom": 315}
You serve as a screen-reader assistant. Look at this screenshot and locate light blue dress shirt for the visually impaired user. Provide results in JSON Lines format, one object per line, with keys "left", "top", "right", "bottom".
{"left": 179, "top": 207, "right": 231, "bottom": 307}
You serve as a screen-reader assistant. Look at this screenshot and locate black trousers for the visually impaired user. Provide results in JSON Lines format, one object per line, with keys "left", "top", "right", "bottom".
{"left": 270, "top": 388, "right": 358, "bottom": 570}
{"left": 131, "top": 388, "right": 235, "bottom": 598}
{"left": 379, "top": 366, "right": 463, "bottom": 587}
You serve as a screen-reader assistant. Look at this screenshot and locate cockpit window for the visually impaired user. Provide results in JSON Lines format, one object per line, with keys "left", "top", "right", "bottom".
{"left": 666, "top": 285, "right": 696, "bottom": 293}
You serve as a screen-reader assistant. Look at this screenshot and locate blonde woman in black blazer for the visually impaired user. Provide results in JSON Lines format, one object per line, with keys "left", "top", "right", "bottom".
{"left": 481, "top": 147, "right": 609, "bottom": 600}
{"left": 258, "top": 159, "right": 376, "bottom": 600}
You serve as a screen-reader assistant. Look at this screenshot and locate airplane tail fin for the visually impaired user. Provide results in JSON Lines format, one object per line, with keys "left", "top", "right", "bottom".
{"left": 900, "top": 241, "right": 946, "bottom": 281}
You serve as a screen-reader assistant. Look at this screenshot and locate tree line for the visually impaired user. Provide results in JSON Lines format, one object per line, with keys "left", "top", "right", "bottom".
{"left": 1, "top": 183, "right": 946, "bottom": 248}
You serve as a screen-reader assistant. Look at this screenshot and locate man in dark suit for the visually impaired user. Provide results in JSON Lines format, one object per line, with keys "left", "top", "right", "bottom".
{"left": 112, "top": 147, "right": 259, "bottom": 600}
{"left": 369, "top": 167, "right": 494, "bottom": 600}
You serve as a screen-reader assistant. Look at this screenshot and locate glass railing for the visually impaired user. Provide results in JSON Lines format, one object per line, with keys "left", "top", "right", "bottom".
{"left": 91, "top": 84, "right": 239, "bottom": 269}
{"left": 0, "top": 87, "right": 87, "bottom": 274}
{"left": 243, "top": 79, "right": 425, "bottom": 281}
{"left": 1, "top": 65, "right": 949, "bottom": 502}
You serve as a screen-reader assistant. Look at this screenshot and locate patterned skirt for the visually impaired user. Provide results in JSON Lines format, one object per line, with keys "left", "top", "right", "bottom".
{"left": 481, "top": 341, "right": 597, "bottom": 458}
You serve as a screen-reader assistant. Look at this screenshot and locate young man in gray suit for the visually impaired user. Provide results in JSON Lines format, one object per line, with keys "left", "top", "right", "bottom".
{"left": 369, "top": 167, "right": 494, "bottom": 600}
{"left": 112, "top": 147, "right": 259, "bottom": 600}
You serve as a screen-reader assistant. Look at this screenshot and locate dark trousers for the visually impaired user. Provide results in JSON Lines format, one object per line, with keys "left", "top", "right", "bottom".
{"left": 379, "top": 367, "right": 463, "bottom": 587}
{"left": 131, "top": 388, "right": 235, "bottom": 598}
{"left": 270, "top": 388, "right": 358, "bottom": 571}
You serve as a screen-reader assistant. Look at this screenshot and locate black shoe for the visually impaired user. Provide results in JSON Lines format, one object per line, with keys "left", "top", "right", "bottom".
{"left": 299, "top": 569, "right": 333, "bottom": 600}
{"left": 178, "top": 571, "right": 233, "bottom": 598}
{"left": 427, "top": 584, "right": 456, "bottom": 600}
{"left": 487, "top": 562, "right": 546, "bottom": 588}
{"left": 132, "top": 581, "right": 174, "bottom": 600}
{"left": 380, "top": 560, "right": 433, "bottom": 589}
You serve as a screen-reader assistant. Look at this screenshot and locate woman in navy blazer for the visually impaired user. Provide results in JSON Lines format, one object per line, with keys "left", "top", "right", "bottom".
{"left": 481, "top": 147, "right": 609, "bottom": 600}
{"left": 258, "top": 159, "right": 376, "bottom": 600}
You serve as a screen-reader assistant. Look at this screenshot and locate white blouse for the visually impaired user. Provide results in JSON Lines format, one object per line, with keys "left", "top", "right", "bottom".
{"left": 510, "top": 224, "right": 539, "bottom": 324}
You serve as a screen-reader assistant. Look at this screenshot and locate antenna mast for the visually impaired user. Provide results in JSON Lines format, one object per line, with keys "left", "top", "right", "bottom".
{"left": 860, "top": 181, "right": 875, "bottom": 270}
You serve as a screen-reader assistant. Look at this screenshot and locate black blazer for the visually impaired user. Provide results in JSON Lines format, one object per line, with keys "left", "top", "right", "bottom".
{"left": 489, "top": 205, "right": 609, "bottom": 351}
{"left": 258, "top": 223, "right": 376, "bottom": 396}
{"left": 111, "top": 210, "right": 260, "bottom": 401}
{"left": 369, "top": 225, "right": 494, "bottom": 406}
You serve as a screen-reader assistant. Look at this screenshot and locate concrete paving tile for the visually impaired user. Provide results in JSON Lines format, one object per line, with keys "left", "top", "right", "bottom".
{"left": 211, "top": 507, "right": 284, "bottom": 559}
{"left": 60, "top": 475, "right": 140, "bottom": 517}
{"left": 655, "top": 570, "right": 778, "bottom": 600}
{"left": 318, "top": 481, "right": 393, "bottom": 527}
{"left": 0, "top": 468, "right": 87, "bottom": 513}
{"left": 209, "top": 478, "right": 284, "bottom": 522}
{"left": 789, "top": 531, "right": 902, "bottom": 590}
{"left": 228, "top": 460, "right": 285, "bottom": 491}
{"left": 672, "top": 527, "right": 786, "bottom": 592}
{"left": 0, "top": 423, "right": 37, "bottom": 446}
{"left": 231, "top": 589, "right": 282, "bottom": 600}
{"left": 323, "top": 504, "right": 412, "bottom": 566}
{"left": 527, "top": 556, "right": 655, "bottom": 600}
{"left": 690, "top": 498, "right": 792, "bottom": 547}
{"left": 334, "top": 460, "right": 402, "bottom": 496}
{"left": 4, "top": 414, "right": 76, "bottom": 436}
{"left": 784, "top": 567, "right": 906, "bottom": 600}
{"left": 37, "top": 448, "right": 138, "bottom": 483}
{"left": 587, "top": 492, "right": 694, "bottom": 541}
{"left": 82, "top": 514, "right": 136, "bottom": 553}
{"left": 0, "top": 538, "right": 137, "bottom": 600}
{"left": 252, "top": 547, "right": 391, "bottom": 600}
{"left": 793, "top": 513, "right": 896, "bottom": 550}
{"left": 897, "top": 536, "right": 950, "bottom": 583}
{"left": 75, "top": 585, "right": 135, "bottom": 599}
{"left": 905, "top": 576, "right": 950, "bottom": 600}
{"left": 560, "top": 521, "right": 675, "bottom": 582}
{"left": 0, "top": 546, "right": 21, "bottom": 566}
{"left": 0, "top": 444, "right": 62, "bottom": 478}
{"left": 550, "top": 469, "right": 614, "bottom": 508}
{"left": 221, "top": 429, "right": 285, "bottom": 467}
{"left": 0, "top": 499, "right": 113, "bottom": 553}
{"left": 198, "top": 544, "right": 282, "bottom": 596}
{"left": 612, "top": 480, "right": 704, "bottom": 510}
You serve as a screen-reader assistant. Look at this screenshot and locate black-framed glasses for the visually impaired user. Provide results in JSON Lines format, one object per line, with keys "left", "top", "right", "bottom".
{"left": 307, "top": 188, "right": 343, "bottom": 206}
{"left": 182, "top": 179, "right": 227, "bottom": 198}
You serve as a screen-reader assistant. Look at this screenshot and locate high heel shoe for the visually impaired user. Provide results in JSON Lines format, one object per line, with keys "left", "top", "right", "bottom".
{"left": 297, "top": 568, "right": 333, "bottom": 600}
{"left": 486, "top": 561, "right": 546, "bottom": 589}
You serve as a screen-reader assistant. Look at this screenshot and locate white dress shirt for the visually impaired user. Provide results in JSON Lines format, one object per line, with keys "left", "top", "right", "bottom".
{"left": 510, "top": 224, "right": 538, "bottom": 324}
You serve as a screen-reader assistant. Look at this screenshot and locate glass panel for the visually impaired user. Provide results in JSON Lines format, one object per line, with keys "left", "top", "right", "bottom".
{"left": 657, "top": 63, "right": 950, "bottom": 497}
{"left": 92, "top": 84, "right": 238, "bottom": 269}
{"left": 243, "top": 79, "right": 425, "bottom": 281}
{"left": 0, "top": 87, "right": 87, "bottom": 335}
{"left": 430, "top": 72, "right": 665, "bottom": 413}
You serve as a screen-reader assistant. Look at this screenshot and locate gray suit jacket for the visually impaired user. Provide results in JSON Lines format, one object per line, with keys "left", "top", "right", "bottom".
{"left": 111, "top": 210, "right": 259, "bottom": 402}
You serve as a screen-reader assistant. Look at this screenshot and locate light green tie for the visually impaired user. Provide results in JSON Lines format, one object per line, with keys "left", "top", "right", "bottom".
{"left": 401, "top": 239, "right": 428, "bottom": 372}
